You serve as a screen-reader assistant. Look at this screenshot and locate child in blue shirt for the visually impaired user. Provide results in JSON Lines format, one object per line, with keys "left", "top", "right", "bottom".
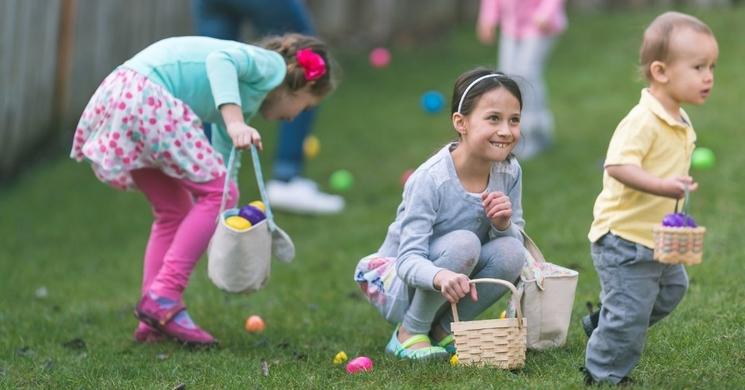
{"left": 355, "top": 68, "right": 527, "bottom": 360}
{"left": 71, "top": 34, "right": 337, "bottom": 346}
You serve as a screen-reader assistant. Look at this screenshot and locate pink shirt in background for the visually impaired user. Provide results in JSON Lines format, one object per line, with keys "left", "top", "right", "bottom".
{"left": 479, "top": 0, "right": 567, "bottom": 39}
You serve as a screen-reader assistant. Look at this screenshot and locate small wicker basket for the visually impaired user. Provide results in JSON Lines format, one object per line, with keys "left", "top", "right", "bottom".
{"left": 450, "top": 278, "right": 527, "bottom": 369}
{"left": 652, "top": 188, "right": 706, "bottom": 265}
{"left": 652, "top": 225, "right": 706, "bottom": 265}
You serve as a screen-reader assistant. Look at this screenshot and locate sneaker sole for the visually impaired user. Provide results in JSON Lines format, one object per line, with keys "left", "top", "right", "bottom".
{"left": 269, "top": 201, "right": 343, "bottom": 215}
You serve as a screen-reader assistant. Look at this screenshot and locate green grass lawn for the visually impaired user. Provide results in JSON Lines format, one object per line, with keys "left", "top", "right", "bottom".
{"left": 2, "top": 7, "right": 745, "bottom": 389}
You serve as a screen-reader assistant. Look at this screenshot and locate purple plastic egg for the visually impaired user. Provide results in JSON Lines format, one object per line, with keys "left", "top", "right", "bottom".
{"left": 683, "top": 214, "right": 698, "bottom": 227}
{"left": 661, "top": 213, "right": 697, "bottom": 228}
{"left": 661, "top": 213, "right": 680, "bottom": 227}
{"left": 239, "top": 205, "right": 266, "bottom": 225}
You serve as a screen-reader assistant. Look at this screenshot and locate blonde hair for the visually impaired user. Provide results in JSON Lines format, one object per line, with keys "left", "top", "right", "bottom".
{"left": 640, "top": 12, "right": 713, "bottom": 81}
{"left": 258, "top": 33, "right": 339, "bottom": 97}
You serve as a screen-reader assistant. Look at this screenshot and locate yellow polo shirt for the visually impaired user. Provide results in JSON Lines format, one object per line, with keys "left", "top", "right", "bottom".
{"left": 588, "top": 89, "right": 697, "bottom": 249}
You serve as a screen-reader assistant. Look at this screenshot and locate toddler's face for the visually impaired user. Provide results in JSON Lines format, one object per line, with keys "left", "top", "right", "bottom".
{"left": 260, "top": 86, "right": 321, "bottom": 121}
{"left": 461, "top": 87, "right": 521, "bottom": 161}
{"left": 663, "top": 28, "right": 718, "bottom": 105}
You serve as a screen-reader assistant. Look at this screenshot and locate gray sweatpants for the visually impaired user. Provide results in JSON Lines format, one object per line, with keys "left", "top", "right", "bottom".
{"left": 400, "top": 230, "right": 525, "bottom": 334}
{"left": 585, "top": 233, "right": 688, "bottom": 384}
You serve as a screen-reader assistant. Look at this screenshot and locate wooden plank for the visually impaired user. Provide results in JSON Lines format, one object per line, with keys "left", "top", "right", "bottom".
{"left": 1, "top": 0, "right": 32, "bottom": 175}
{"left": 53, "top": 0, "right": 74, "bottom": 127}
{"left": 0, "top": 0, "right": 18, "bottom": 175}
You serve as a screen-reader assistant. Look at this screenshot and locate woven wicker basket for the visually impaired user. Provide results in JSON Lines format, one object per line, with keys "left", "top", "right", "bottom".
{"left": 450, "top": 278, "right": 527, "bottom": 369}
{"left": 652, "top": 188, "right": 705, "bottom": 265}
{"left": 652, "top": 225, "right": 706, "bottom": 265}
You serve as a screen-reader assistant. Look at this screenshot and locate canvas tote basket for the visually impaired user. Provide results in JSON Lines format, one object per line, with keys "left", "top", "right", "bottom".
{"left": 518, "top": 231, "right": 578, "bottom": 350}
{"left": 208, "top": 146, "right": 295, "bottom": 294}
{"left": 451, "top": 278, "right": 527, "bottom": 369}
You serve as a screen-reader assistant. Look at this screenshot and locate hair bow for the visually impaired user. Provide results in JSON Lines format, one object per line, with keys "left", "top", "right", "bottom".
{"left": 296, "top": 48, "right": 326, "bottom": 81}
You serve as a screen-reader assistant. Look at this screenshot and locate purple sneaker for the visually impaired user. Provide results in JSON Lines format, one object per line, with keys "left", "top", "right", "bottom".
{"left": 134, "top": 292, "right": 217, "bottom": 347}
{"left": 133, "top": 322, "right": 165, "bottom": 343}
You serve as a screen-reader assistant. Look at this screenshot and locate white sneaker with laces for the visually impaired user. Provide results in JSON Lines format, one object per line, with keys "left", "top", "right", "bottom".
{"left": 266, "top": 178, "right": 345, "bottom": 215}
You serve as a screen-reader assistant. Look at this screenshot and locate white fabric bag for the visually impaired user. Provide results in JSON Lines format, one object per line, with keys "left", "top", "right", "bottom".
{"left": 208, "top": 146, "right": 295, "bottom": 294}
{"left": 514, "top": 231, "right": 578, "bottom": 350}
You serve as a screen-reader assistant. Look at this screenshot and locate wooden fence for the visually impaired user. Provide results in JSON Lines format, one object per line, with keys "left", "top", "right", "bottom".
{"left": 0, "top": 0, "right": 733, "bottom": 179}
{"left": 1, "top": 0, "right": 62, "bottom": 179}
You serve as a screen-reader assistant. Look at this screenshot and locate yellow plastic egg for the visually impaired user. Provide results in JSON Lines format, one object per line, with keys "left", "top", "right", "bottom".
{"left": 333, "top": 351, "right": 348, "bottom": 365}
{"left": 303, "top": 135, "right": 320, "bottom": 159}
{"left": 450, "top": 354, "right": 459, "bottom": 366}
{"left": 226, "top": 215, "right": 251, "bottom": 231}
{"left": 249, "top": 200, "right": 266, "bottom": 213}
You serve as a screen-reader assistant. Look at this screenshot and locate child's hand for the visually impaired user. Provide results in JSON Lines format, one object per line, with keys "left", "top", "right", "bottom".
{"left": 434, "top": 269, "right": 478, "bottom": 304}
{"left": 476, "top": 22, "right": 496, "bottom": 45}
{"left": 533, "top": 15, "right": 551, "bottom": 32}
{"left": 481, "top": 191, "right": 512, "bottom": 231}
{"left": 227, "top": 121, "right": 263, "bottom": 151}
{"left": 659, "top": 176, "right": 698, "bottom": 199}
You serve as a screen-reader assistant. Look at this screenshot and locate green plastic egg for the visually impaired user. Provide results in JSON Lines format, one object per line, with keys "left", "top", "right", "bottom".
{"left": 691, "top": 147, "right": 715, "bottom": 170}
{"left": 329, "top": 169, "right": 354, "bottom": 191}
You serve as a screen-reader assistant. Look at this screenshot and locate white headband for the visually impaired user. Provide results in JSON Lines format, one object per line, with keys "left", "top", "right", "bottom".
{"left": 456, "top": 74, "right": 502, "bottom": 114}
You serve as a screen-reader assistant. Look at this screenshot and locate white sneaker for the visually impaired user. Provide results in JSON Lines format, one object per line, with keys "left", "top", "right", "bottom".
{"left": 266, "top": 178, "right": 345, "bottom": 215}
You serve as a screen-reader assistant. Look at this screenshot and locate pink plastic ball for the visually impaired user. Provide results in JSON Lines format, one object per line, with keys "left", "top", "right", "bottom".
{"left": 400, "top": 169, "right": 414, "bottom": 187}
{"left": 345, "top": 356, "right": 373, "bottom": 374}
{"left": 369, "top": 48, "right": 391, "bottom": 68}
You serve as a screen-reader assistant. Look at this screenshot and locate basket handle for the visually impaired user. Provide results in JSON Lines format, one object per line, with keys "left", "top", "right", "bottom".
{"left": 521, "top": 230, "right": 546, "bottom": 263}
{"left": 218, "top": 145, "right": 278, "bottom": 232}
{"left": 450, "top": 278, "right": 523, "bottom": 327}
{"left": 674, "top": 183, "right": 691, "bottom": 216}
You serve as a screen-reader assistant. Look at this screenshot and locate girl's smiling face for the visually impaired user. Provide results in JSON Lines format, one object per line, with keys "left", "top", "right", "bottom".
{"left": 455, "top": 87, "right": 522, "bottom": 162}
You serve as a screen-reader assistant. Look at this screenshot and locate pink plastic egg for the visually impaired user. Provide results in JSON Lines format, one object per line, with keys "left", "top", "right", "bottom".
{"left": 345, "top": 356, "right": 373, "bottom": 374}
{"left": 369, "top": 48, "right": 391, "bottom": 68}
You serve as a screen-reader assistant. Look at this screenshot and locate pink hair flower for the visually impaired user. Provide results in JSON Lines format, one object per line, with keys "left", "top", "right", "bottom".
{"left": 296, "top": 48, "right": 326, "bottom": 81}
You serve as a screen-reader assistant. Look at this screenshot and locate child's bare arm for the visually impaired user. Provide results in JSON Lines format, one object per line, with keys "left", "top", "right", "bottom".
{"left": 606, "top": 164, "right": 698, "bottom": 199}
{"left": 220, "top": 103, "right": 262, "bottom": 150}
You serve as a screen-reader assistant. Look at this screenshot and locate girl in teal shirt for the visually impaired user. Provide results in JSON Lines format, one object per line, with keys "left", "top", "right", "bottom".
{"left": 71, "top": 34, "right": 337, "bottom": 346}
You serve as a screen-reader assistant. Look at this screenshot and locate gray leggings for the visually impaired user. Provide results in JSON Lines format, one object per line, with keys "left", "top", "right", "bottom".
{"left": 400, "top": 230, "right": 525, "bottom": 334}
{"left": 498, "top": 34, "right": 557, "bottom": 138}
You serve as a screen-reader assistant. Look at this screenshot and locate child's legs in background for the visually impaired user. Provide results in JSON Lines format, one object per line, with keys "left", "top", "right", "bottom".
{"left": 401, "top": 230, "right": 481, "bottom": 334}
{"left": 273, "top": 109, "right": 317, "bottom": 181}
{"left": 132, "top": 168, "right": 238, "bottom": 301}
{"left": 511, "top": 36, "right": 556, "bottom": 128}
{"left": 585, "top": 234, "right": 683, "bottom": 384}
{"left": 497, "top": 33, "right": 519, "bottom": 74}
{"left": 499, "top": 34, "right": 557, "bottom": 158}
{"left": 435, "top": 236, "right": 525, "bottom": 332}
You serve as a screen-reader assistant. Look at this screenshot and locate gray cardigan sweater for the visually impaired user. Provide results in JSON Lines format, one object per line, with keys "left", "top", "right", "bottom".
{"left": 377, "top": 143, "right": 525, "bottom": 291}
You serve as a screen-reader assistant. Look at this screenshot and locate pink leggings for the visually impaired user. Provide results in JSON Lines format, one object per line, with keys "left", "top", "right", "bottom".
{"left": 131, "top": 168, "right": 238, "bottom": 301}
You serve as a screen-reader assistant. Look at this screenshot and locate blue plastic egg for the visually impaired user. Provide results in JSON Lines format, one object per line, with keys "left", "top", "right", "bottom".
{"left": 420, "top": 91, "right": 445, "bottom": 114}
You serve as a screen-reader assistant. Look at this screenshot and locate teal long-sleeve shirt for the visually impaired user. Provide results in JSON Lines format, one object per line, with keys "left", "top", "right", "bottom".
{"left": 122, "top": 36, "right": 287, "bottom": 167}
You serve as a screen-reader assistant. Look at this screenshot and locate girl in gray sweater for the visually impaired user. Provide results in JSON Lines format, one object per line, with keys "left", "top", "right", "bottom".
{"left": 355, "top": 68, "right": 527, "bottom": 360}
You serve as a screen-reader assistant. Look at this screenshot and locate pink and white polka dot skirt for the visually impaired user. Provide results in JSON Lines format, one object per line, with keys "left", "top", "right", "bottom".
{"left": 70, "top": 68, "right": 225, "bottom": 190}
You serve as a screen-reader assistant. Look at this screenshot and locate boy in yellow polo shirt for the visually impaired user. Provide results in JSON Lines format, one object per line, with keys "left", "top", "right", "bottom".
{"left": 582, "top": 12, "right": 718, "bottom": 385}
